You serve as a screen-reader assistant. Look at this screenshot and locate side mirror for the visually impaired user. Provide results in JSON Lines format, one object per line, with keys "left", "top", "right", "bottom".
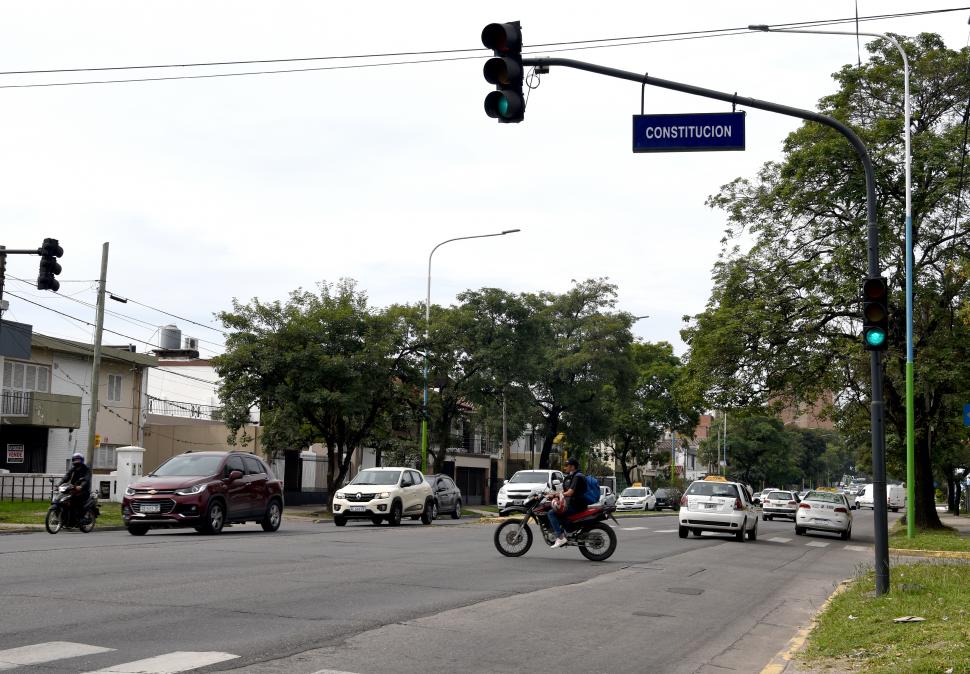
{"left": 502, "top": 479, "right": 508, "bottom": 485}
{"left": 227, "top": 470, "right": 244, "bottom": 481}
{"left": 552, "top": 479, "right": 562, "bottom": 489}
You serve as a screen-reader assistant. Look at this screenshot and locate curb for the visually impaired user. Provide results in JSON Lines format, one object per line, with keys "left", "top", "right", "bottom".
{"left": 888, "top": 547, "right": 970, "bottom": 560}
{"left": 0, "top": 525, "right": 126, "bottom": 535}
{"left": 758, "top": 580, "right": 852, "bottom": 674}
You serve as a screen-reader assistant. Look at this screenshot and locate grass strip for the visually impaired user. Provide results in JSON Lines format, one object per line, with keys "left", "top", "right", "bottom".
{"left": 888, "top": 520, "right": 970, "bottom": 553}
{"left": 0, "top": 500, "right": 125, "bottom": 527}
{"left": 801, "top": 562, "right": 970, "bottom": 674}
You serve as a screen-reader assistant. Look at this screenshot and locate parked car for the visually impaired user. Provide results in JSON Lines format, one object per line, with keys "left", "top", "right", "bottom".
{"left": 653, "top": 487, "right": 682, "bottom": 511}
{"left": 593, "top": 485, "right": 618, "bottom": 508}
{"left": 122, "top": 451, "right": 284, "bottom": 536}
{"left": 497, "top": 470, "right": 564, "bottom": 509}
{"left": 424, "top": 474, "right": 463, "bottom": 519}
{"left": 616, "top": 486, "right": 657, "bottom": 511}
{"left": 678, "top": 476, "right": 759, "bottom": 542}
{"left": 332, "top": 467, "right": 434, "bottom": 526}
{"left": 796, "top": 489, "right": 853, "bottom": 539}
{"left": 761, "top": 490, "right": 800, "bottom": 521}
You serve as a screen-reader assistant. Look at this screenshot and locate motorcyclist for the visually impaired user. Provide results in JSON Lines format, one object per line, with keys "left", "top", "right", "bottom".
{"left": 60, "top": 452, "right": 92, "bottom": 524}
{"left": 547, "top": 458, "right": 590, "bottom": 549}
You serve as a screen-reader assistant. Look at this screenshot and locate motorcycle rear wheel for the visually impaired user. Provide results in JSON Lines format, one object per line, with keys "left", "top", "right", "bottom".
{"left": 79, "top": 509, "right": 96, "bottom": 533}
{"left": 579, "top": 522, "right": 617, "bottom": 561}
{"left": 494, "top": 520, "right": 533, "bottom": 557}
{"left": 45, "top": 509, "right": 63, "bottom": 534}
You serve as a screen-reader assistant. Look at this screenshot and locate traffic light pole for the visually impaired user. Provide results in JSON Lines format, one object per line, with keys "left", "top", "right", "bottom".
{"left": 522, "top": 56, "right": 890, "bottom": 594}
{"left": 86, "top": 243, "right": 109, "bottom": 461}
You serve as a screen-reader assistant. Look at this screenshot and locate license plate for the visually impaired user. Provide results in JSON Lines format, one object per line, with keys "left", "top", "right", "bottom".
{"left": 349, "top": 506, "right": 366, "bottom": 512}
{"left": 511, "top": 500, "right": 523, "bottom": 505}
{"left": 705, "top": 503, "right": 717, "bottom": 509}
{"left": 141, "top": 503, "right": 160, "bottom": 513}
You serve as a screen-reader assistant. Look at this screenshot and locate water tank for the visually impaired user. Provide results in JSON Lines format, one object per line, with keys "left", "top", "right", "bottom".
{"left": 159, "top": 324, "right": 182, "bottom": 350}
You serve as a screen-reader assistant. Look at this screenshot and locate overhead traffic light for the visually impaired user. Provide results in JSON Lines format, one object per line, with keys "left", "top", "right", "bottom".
{"left": 482, "top": 21, "right": 524, "bottom": 123}
{"left": 37, "top": 237, "right": 63, "bottom": 292}
{"left": 861, "top": 276, "right": 889, "bottom": 350}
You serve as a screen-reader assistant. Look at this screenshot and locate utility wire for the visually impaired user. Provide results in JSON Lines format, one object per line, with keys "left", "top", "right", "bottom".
{"left": 104, "top": 289, "right": 226, "bottom": 336}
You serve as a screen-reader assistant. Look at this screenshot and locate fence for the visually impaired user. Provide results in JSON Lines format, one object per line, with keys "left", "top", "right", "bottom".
{"left": 146, "top": 395, "right": 223, "bottom": 421}
{"left": 1, "top": 391, "right": 31, "bottom": 417}
{"left": 0, "top": 473, "right": 58, "bottom": 501}
{"left": 272, "top": 451, "right": 329, "bottom": 506}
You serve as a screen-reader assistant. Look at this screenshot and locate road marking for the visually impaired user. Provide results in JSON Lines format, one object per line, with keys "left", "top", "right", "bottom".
{"left": 805, "top": 541, "right": 830, "bottom": 547}
{"left": 83, "top": 651, "right": 238, "bottom": 673}
{"left": 845, "top": 545, "right": 868, "bottom": 552}
{"left": 0, "top": 642, "right": 115, "bottom": 671}
{"left": 655, "top": 529, "right": 677, "bottom": 533}
{"left": 621, "top": 526, "right": 648, "bottom": 531}
{"left": 311, "top": 670, "right": 362, "bottom": 674}
{"left": 767, "top": 537, "right": 792, "bottom": 543}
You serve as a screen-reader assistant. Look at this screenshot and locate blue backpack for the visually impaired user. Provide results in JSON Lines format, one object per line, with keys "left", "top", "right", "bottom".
{"left": 583, "top": 474, "right": 601, "bottom": 506}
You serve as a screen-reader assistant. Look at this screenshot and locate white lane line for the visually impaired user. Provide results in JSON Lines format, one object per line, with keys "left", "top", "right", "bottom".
{"left": 805, "top": 541, "right": 830, "bottom": 548}
{"left": 0, "top": 642, "right": 115, "bottom": 671}
{"left": 622, "top": 526, "right": 648, "bottom": 531}
{"left": 83, "top": 651, "right": 238, "bottom": 673}
{"left": 767, "top": 537, "right": 792, "bottom": 543}
{"left": 845, "top": 545, "right": 868, "bottom": 552}
{"left": 655, "top": 529, "right": 677, "bottom": 533}
{"left": 311, "top": 670, "right": 363, "bottom": 674}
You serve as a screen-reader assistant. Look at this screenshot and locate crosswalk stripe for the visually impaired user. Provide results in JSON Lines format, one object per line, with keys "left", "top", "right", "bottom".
{"left": 845, "top": 545, "right": 868, "bottom": 552}
{"left": 0, "top": 642, "right": 115, "bottom": 671}
{"left": 622, "top": 526, "right": 648, "bottom": 531}
{"left": 655, "top": 529, "right": 677, "bottom": 533}
{"left": 83, "top": 651, "right": 238, "bottom": 673}
{"left": 767, "top": 537, "right": 792, "bottom": 543}
{"left": 805, "top": 541, "right": 830, "bottom": 547}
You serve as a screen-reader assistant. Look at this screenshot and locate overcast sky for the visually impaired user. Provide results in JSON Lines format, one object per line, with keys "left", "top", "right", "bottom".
{"left": 2, "top": 1, "right": 968, "bottom": 402}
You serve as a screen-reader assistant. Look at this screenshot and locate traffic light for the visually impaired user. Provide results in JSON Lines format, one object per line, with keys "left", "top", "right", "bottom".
{"left": 37, "top": 237, "right": 63, "bottom": 292}
{"left": 482, "top": 21, "right": 524, "bottom": 123}
{"left": 861, "top": 276, "right": 889, "bottom": 350}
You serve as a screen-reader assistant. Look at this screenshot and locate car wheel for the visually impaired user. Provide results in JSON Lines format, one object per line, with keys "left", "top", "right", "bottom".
{"left": 451, "top": 499, "right": 462, "bottom": 519}
{"left": 421, "top": 500, "right": 435, "bottom": 525}
{"left": 748, "top": 520, "right": 758, "bottom": 541}
{"left": 761, "top": 514, "right": 767, "bottom": 521}
{"left": 841, "top": 526, "right": 851, "bottom": 541}
{"left": 260, "top": 499, "right": 283, "bottom": 532}
{"left": 201, "top": 500, "right": 225, "bottom": 534}
{"left": 388, "top": 502, "right": 402, "bottom": 526}
{"left": 334, "top": 516, "right": 347, "bottom": 527}
{"left": 891, "top": 507, "right": 899, "bottom": 513}
{"left": 795, "top": 526, "right": 806, "bottom": 536}
{"left": 127, "top": 524, "right": 149, "bottom": 536}
{"left": 678, "top": 525, "right": 688, "bottom": 538}
{"left": 735, "top": 519, "right": 746, "bottom": 542}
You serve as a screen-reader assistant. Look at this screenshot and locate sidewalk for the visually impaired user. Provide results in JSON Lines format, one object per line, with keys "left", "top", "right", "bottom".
{"left": 937, "top": 511, "right": 970, "bottom": 535}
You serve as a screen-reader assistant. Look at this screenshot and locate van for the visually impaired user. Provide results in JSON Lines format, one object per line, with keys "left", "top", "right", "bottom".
{"left": 887, "top": 485, "right": 906, "bottom": 512}
{"left": 855, "top": 484, "right": 875, "bottom": 509}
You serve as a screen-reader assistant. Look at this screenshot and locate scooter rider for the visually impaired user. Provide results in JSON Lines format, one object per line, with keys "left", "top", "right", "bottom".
{"left": 60, "top": 452, "right": 92, "bottom": 523}
{"left": 547, "top": 458, "right": 590, "bottom": 549}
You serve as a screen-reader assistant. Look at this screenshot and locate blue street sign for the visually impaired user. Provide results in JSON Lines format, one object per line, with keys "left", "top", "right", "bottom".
{"left": 633, "top": 111, "right": 746, "bottom": 153}
{"left": 963, "top": 403, "right": 970, "bottom": 426}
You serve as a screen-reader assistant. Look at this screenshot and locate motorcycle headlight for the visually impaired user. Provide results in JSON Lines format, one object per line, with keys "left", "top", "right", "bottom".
{"left": 175, "top": 483, "right": 206, "bottom": 496}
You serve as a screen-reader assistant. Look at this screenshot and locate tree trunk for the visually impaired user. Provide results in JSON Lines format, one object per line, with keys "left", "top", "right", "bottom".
{"left": 914, "top": 434, "right": 944, "bottom": 529}
{"left": 538, "top": 409, "right": 560, "bottom": 469}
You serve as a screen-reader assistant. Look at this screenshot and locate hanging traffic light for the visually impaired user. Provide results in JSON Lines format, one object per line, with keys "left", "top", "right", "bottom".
{"left": 37, "top": 237, "right": 63, "bottom": 292}
{"left": 861, "top": 276, "right": 889, "bottom": 350}
{"left": 482, "top": 21, "right": 524, "bottom": 123}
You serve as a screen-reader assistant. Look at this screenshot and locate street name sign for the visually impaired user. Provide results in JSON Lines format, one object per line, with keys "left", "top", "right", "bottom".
{"left": 633, "top": 111, "right": 746, "bottom": 153}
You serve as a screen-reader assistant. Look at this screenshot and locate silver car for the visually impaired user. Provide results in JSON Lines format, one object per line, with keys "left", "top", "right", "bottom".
{"left": 678, "top": 478, "right": 758, "bottom": 542}
{"left": 795, "top": 490, "right": 853, "bottom": 539}
{"left": 761, "top": 490, "right": 800, "bottom": 521}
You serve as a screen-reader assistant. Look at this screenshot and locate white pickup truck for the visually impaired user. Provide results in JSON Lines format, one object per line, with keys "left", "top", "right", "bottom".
{"left": 497, "top": 469, "right": 564, "bottom": 509}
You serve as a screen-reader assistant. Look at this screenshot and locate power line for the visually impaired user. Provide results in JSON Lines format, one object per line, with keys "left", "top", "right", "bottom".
{"left": 0, "top": 6, "right": 965, "bottom": 89}
{"left": 104, "top": 288, "right": 226, "bottom": 337}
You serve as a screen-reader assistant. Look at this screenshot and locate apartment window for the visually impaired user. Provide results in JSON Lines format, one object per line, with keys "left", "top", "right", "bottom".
{"left": 94, "top": 444, "right": 120, "bottom": 470}
{"left": 2, "top": 360, "right": 50, "bottom": 394}
{"left": 107, "top": 374, "right": 123, "bottom": 403}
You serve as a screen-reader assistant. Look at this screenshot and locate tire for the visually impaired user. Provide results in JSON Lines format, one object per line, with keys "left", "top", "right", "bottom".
{"left": 841, "top": 526, "right": 851, "bottom": 541}
{"left": 200, "top": 500, "right": 225, "bottom": 534}
{"left": 735, "top": 519, "right": 746, "bottom": 542}
{"left": 579, "top": 522, "right": 617, "bottom": 561}
{"left": 748, "top": 520, "right": 758, "bottom": 541}
{"left": 79, "top": 509, "right": 96, "bottom": 533}
{"left": 494, "top": 520, "right": 533, "bottom": 557}
{"left": 260, "top": 499, "right": 283, "bottom": 532}
{"left": 678, "top": 525, "right": 688, "bottom": 538}
{"left": 891, "top": 507, "right": 899, "bottom": 513}
{"left": 334, "top": 516, "right": 347, "bottom": 527}
{"left": 421, "top": 500, "right": 435, "bottom": 525}
{"left": 45, "top": 509, "right": 63, "bottom": 534}
{"left": 388, "top": 502, "right": 402, "bottom": 527}
{"left": 761, "top": 514, "right": 767, "bottom": 521}
{"left": 795, "top": 526, "right": 806, "bottom": 536}
{"left": 450, "top": 499, "right": 462, "bottom": 519}
{"left": 128, "top": 524, "right": 149, "bottom": 536}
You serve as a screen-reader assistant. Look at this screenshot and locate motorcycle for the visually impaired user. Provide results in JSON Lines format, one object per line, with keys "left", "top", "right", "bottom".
{"left": 46, "top": 482, "right": 100, "bottom": 534}
{"left": 493, "top": 489, "right": 618, "bottom": 561}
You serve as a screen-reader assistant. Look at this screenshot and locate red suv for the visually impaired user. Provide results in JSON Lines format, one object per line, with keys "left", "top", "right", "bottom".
{"left": 122, "top": 451, "right": 284, "bottom": 536}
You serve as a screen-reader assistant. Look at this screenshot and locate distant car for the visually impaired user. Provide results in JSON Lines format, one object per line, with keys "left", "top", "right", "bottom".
{"left": 424, "top": 474, "right": 463, "bottom": 519}
{"left": 761, "top": 490, "right": 800, "bottom": 521}
{"left": 122, "top": 451, "right": 284, "bottom": 536}
{"left": 855, "top": 484, "right": 875, "bottom": 509}
{"left": 798, "top": 490, "right": 810, "bottom": 500}
{"left": 678, "top": 476, "right": 758, "bottom": 542}
{"left": 653, "top": 487, "right": 682, "bottom": 511}
{"left": 616, "top": 486, "right": 656, "bottom": 511}
{"left": 796, "top": 490, "right": 853, "bottom": 539}
{"left": 592, "top": 485, "right": 617, "bottom": 508}
{"left": 497, "top": 470, "right": 564, "bottom": 509}
{"left": 332, "top": 467, "right": 434, "bottom": 527}
{"left": 888, "top": 484, "right": 906, "bottom": 512}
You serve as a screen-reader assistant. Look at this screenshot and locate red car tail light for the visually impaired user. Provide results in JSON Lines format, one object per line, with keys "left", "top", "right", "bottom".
{"left": 787, "top": 501, "right": 796, "bottom": 505}
{"left": 733, "top": 497, "right": 742, "bottom": 510}
{"left": 799, "top": 503, "right": 811, "bottom": 509}
{"left": 834, "top": 506, "right": 848, "bottom": 513}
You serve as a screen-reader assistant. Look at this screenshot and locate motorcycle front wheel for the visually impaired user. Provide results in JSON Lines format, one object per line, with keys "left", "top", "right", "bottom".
{"left": 494, "top": 520, "right": 533, "bottom": 557}
{"left": 579, "top": 522, "right": 617, "bottom": 562}
{"left": 45, "top": 508, "right": 63, "bottom": 534}
{"left": 79, "top": 509, "right": 96, "bottom": 533}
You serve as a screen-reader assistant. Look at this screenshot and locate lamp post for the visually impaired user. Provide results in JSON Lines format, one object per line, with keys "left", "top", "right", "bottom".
{"left": 422, "top": 229, "right": 521, "bottom": 474}
{"left": 751, "top": 24, "right": 914, "bottom": 538}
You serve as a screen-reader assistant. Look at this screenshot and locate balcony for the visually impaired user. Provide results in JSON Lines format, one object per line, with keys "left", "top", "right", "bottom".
{"left": 444, "top": 434, "right": 499, "bottom": 456}
{"left": 146, "top": 395, "right": 224, "bottom": 421}
{"left": 1, "top": 390, "right": 82, "bottom": 428}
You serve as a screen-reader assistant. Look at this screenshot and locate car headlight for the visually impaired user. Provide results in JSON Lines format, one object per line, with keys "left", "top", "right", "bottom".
{"left": 175, "top": 484, "right": 206, "bottom": 496}
{"left": 335, "top": 492, "right": 345, "bottom": 500}
{"left": 125, "top": 487, "right": 136, "bottom": 496}
{"left": 378, "top": 492, "right": 391, "bottom": 499}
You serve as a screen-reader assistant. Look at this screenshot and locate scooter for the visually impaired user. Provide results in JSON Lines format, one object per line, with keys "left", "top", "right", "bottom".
{"left": 46, "top": 481, "right": 100, "bottom": 534}
{"left": 493, "top": 490, "right": 618, "bottom": 561}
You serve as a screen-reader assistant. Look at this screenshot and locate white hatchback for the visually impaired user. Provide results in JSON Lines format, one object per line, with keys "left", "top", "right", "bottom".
{"left": 616, "top": 486, "right": 656, "bottom": 511}
{"left": 678, "top": 478, "right": 758, "bottom": 542}
{"left": 795, "top": 490, "right": 853, "bottom": 539}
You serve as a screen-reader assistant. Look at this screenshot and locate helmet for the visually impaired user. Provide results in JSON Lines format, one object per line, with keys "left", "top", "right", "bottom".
{"left": 71, "top": 453, "right": 84, "bottom": 462}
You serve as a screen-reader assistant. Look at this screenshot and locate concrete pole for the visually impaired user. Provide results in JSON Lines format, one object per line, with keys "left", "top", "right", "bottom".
{"left": 86, "top": 243, "right": 108, "bottom": 460}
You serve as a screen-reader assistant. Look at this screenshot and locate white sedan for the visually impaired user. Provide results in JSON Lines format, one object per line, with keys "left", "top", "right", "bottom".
{"left": 795, "top": 490, "right": 853, "bottom": 540}
{"left": 615, "top": 486, "right": 657, "bottom": 511}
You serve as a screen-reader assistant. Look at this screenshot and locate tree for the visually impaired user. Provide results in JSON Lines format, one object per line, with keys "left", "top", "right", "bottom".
{"left": 682, "top": 34, "right": 970, "bottom": 528}
{"left": 720, "top": 415, "right": 799, "bottom": 488}
{"left": 213, "top": 280, "right": 419, "bottom": 502}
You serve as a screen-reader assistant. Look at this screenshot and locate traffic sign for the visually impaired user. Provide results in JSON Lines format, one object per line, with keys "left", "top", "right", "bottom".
{"left": 963, "top": 403, "right": 970, "bottom": 426}
{"left": 633, "top": 112, "right": 745, "bottom": 153}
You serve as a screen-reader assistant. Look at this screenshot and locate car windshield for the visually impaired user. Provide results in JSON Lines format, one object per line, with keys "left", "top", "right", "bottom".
{"left": 151, "top": 454, "right": 223, "bottom": 477}
{"left": 766, "top": 491, "right": 793, "bottom": 500}
{"left": 806, "top": 492, "right": 843, "bottom": 504}
{"left": 686, "top": 482, "right": 739, "bottom": 499}
{"left": 621, "top": 488, "right": 646, "bottom": 497}
{"left": 656, "top": 489, "right": 676, "bottom": 497}
{"left": 508, "top": 471, "right": 549, "bottom": 484}
{"left": 350, "top": 470, "right": 401, "bottom": 486}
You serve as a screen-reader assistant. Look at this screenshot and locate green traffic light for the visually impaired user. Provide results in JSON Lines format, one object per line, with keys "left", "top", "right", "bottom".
{"left": 865, "top": 328, "right": 887, "bottom": 347}
{"left": 497, "top": 96, "right": 509, "bottom": 117}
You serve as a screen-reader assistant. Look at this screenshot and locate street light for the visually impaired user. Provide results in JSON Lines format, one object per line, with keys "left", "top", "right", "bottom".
{"left": 422, "top": 229, "right": 521, "bottom": 474}
{"left": 749, "top": 24, "right": 915, "bottom": 538}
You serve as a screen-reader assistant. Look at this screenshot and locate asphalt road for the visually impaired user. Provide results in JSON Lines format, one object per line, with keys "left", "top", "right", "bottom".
{"left": 0, "top": 509, "right": 894, "bottom": 674}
